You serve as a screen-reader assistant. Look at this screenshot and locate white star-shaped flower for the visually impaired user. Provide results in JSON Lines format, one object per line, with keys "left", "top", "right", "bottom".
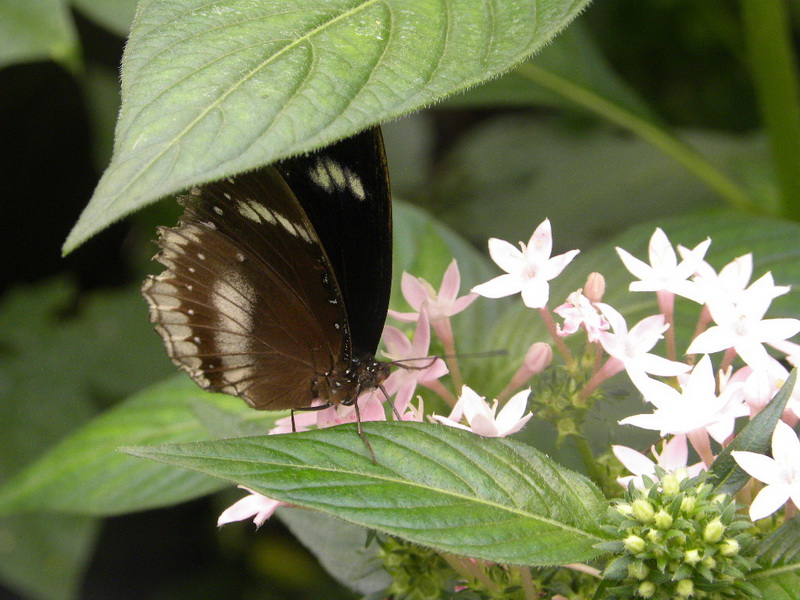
{"left": 596, "top": 303, "right": 689, "bottom": 379}
{"left": 472, "top": 219, "right": 579, "bottom": 309}
{"left": 621, "top": 355, "right": 748, "bottom": 442}
{"left": 217, "top": 486, "right": 282, "bottom": 528}
{"left": 616, "top": 228, "right": 710, "bottom": 303}
{"left": 733, "top": 421, "right": 800, "bottom": 521}
{"left": 687, "top": 273, "right": 800, "bottom": 368}
{"left": 613, "top": 435, "right": 705, "bottom": 489}
{"left": 554, "top": 290, "right": 609, "bottom": 342}
{"left": 433, "top": 386, "right": 533, "bottom": 437}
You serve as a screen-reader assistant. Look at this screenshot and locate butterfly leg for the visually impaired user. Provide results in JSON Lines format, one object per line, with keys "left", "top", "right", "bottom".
{"left": 378, "top": 384, "right": 402, "bottom": 420}
{"left": 352, "top": 400, "right": 377, "bottom": 464}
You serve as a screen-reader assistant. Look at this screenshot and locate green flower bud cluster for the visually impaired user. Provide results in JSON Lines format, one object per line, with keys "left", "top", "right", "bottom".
{"left": 598, "top": 470, "right": 758, "bottom": 599}
{"left": 530, "top": 363, "right": 605, "bottom": 443}
{"left": 378, "top": 537, "right": 456, "bottom": 599}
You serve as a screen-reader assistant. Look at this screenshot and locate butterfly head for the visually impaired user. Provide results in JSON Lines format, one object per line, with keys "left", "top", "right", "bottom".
{"left": 316, "top": 355, "right": 390, "bottom": 407}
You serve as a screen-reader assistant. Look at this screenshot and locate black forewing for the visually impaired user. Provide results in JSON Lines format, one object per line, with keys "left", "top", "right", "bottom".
{"left": 141, "top": 167, "right": 348, "bottom": 410}
{"left": 276, "top": 127, "right": 392, "bottom": 358}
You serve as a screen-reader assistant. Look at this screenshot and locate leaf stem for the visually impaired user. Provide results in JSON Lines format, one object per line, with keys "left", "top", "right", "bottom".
{"left": 740, "top": 0, "right": 800, "bottom": 219}
{"left": 516, "top": 63, "right": 755, "bottom": 212}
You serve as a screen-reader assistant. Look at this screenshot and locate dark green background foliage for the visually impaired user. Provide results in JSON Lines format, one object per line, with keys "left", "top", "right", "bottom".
{"left": 1, "top": 1, "right": 800, "bottom": 599}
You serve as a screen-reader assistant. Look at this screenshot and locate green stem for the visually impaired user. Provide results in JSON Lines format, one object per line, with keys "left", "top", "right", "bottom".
{"left": 518, "top": 566, "right": 537, "bottom": 600}
{"left": 740, "top": 0, "right": 800, "bottom": 218}
{"left": 441, "top": 554, "right": 500, "bottom": 594}
{"left": 572, "top": 434, "right": 605, "bottom": 488}
{"left": 516, "top": 63, "right": 755, "bottom": 212}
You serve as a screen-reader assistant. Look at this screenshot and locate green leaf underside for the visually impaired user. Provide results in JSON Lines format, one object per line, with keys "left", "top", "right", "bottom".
{"left": 64, "top": 0, "right": 592, "bottom": 252}
{"left": 710, "top": 370, "right": 796, "bottom": 496}
{"left": 124, "top": 421, "right": 609, "bottom": 566}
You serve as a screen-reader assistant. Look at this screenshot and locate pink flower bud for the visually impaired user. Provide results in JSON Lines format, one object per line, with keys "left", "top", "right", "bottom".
{"left": 524, "top": 342, "right": 553, "bottom": 374}
{"left": 584, "top": 272, "right": 606, "bottom": 302}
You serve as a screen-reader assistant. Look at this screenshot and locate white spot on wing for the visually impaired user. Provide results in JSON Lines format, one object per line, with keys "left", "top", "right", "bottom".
{"left": 236, "top": 200, "right": 262, "bottom": 222}
{"left": 325, "top": 158, "right": 347, "bottom": 189}
{"left": 210, "top": 269, "right": 258, "bottom": 389}
{"left": 309, "top": 160, "right": 335, "bottom": 193}
{"left": 309, "top": 158, "right": 366, "bottom": 201}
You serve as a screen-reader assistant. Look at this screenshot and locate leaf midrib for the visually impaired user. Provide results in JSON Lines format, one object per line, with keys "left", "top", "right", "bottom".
{"left": 136, "top": 442, "right": 606, "bottom": 541}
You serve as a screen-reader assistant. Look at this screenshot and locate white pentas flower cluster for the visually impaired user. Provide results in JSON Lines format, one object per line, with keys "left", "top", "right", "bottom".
{"left": 471, "top": 220, "right": 800, "bottom": 523}
{"left": 610, "top": 228, "right": 800, "bottom": 521}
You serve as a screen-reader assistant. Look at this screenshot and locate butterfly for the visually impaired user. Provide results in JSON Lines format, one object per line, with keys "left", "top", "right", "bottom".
{"left": 141, "top": 128, "right": 393, "bottom": 424}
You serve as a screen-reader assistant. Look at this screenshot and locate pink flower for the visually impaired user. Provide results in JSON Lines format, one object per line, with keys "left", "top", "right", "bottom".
{"left": 382, "top": 309, "right": 448, "bottom": 414}
{"left": 687, "top": 273, "right": 800, "bottom": 368}
{"left": 433, "top": 386, "right": 533, "bottom": 437}
{"left": 596, "top": 303, "right": 689, "bottom": 379}
{"left": 472, "top": 219, "right": 579, "bottom": 309}
{"left": 733, "top": 421, "right": 800, "bottom": 520}
{"left": 389, "top": 259, "right": 477, "bottom": 322}
{"left": 616, "top": 228, "right": 710, "bottom": 303}
{"left": 217, "top": 486, "right": 282, "bottom": 528}
{"left": 399, "top": 398, "right": 425, "bottom": 422}
{"left": 270, "top": 404, "right": 325, "bottom": 434}
{"left": 613, "top": 435, "right": 705, "bottom": 489}
{"left": 269, "top": 395, "right": 386, "bottom": 435}
{"left": 313, "top": 394, "right": 387, "bottom": 428}
{"left": 554, "top": 290, "right": 609, "bottom": 342}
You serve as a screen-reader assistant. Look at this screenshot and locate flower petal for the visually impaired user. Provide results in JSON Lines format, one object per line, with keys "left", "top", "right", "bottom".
{"left": 487, "top": 238, "right": 524, "bottom": 273}
{"left": 749, "top": 484, "right": 790, "bottom": 521}
{"left": 472, "top": 274, "right": 522, "bottom": 299}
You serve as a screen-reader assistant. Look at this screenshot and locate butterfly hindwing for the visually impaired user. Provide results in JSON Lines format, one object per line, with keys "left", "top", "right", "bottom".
{"left": 142, "top": 167, "right": 348, "bottom": 410}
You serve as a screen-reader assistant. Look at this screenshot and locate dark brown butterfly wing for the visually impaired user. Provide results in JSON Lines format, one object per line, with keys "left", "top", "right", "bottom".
{"left": 277, "top": 128, "right": 392, "bottom": 358}
{"left": 142, "top": 167, "right": 348, "bottom": 410}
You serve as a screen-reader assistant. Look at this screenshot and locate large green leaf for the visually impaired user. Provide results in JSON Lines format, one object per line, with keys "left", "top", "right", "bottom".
{"left": 124, "top": 421, "right": 610, "bottom": 566}
{"left": 750, "top": 515, "right": 800, "bottom": 600}
{"left": 0, "top": 0, "right": 80, "bottom": 71}
{"left": 709, "top": 370, "right": 796, "bottom": 496}
{"left": 447, "top": 20, "right": 654, "bottom": 120}
{"left": 64, "top": 0, "right": 592, "bottom": 252}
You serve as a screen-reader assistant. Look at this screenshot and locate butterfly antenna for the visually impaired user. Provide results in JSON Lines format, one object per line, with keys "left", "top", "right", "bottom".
{"left": 353, "top": 400, "right": 378, "bottom": 463}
